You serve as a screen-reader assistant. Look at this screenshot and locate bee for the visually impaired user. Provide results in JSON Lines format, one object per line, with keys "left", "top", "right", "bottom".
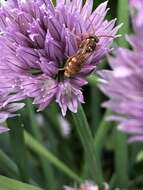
{"left": 62, "top": 34, "right": 115, "bottom": 78}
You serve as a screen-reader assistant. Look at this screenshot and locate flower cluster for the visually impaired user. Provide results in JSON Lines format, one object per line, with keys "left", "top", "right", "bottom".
{"left": 64, "top": 181, "right": 109, "bottom": 190}
{"left": 128, "top": 0, "right": 143, "bottom": 52}
{"left": 0, "top": 92, "right": 24, "bottom": 134}
{"left": 0, "top": 0, "right": 119, "bottom": 117}
{"left": 99, "top": 0, "right": 143, "bottom": 141}
{"left": 0, "top": 33, "right": 25, "bottom": 133}
{"left": 130, "top": 0, "right": 143, "bottom": 30}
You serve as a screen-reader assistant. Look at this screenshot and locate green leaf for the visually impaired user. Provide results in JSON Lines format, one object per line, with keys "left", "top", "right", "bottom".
{"left": 114, "top": 0, "right": 129, "bottom": 188}
{"left": 0, "top": 175, "right": 43, "bottom": 190}
{"left": 27, "top": 99, "right": 57, "bottom": 190}
{"left": 24, "top": 131, "right": 82, "bottom": 183}
{"left": 7, "top": 117, "right": 29, "bottom": 182}
{"left": 114, "top": 131, "right": 128, "bottom": 188}
{"left": 0, "top": 149, "right": 19, "bottom": 178}
{"left": 94, "top": 110, "right": 112, "bottom": 155}
{"left": 90, "top": 86, "right": 101, "bottom": 132}
{"left": 117, "top": 0, "right": 130, "bottom": 47}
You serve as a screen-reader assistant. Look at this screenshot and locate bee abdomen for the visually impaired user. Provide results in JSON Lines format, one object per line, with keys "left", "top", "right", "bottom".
{"left": 64, "top": 61, "right": 81, "bottom": 77}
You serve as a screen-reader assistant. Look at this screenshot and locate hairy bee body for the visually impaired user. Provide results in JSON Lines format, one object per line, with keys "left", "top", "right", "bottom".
{"left": 63, "top": 35, "right": 100, "bottom": 78}
{"left": 64, "top": 52, "right": 87, "bottom": 77}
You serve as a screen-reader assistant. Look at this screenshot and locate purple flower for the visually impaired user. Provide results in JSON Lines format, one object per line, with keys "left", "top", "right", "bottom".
{"left": 0, "top": 0, "right": 119, "bottom": 116}
{"left": 0, "top": 33, "right": 25, "bottom": 130}
{"left": 99, "top": 0, "right": 143, "bottom": 142}
{"left": 0, "top": 92, "right": 24, "bottom": 134}
{"left": 127, "top": 0, "right": 143, "bottom": 51}
{"left": 130, "top": 0, "right": 143, "bottom": 30}
{"left": 99, "top": 49, "right": 143, "bottom": 142}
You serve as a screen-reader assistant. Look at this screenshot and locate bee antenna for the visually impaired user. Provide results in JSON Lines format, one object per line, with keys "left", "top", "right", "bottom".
{"left": 97, "top": 34, "right": 122, "bottom": 39}
{"left": 97, "top": 35, "right": 115, "bottom": 39}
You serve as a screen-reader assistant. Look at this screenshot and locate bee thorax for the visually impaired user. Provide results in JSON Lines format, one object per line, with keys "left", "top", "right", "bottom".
{"left": 71, "top": 57, "right": 77, "bottom": 62}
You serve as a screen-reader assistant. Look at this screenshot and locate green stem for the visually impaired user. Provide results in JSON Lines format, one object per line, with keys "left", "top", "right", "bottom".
{"left": 94, "top": 110, "right": 112, "bottom": 155}
{"left": 7, "top": 117, "right": 29, "bottom": 183}
{"left": 113, "top": 0, "right": 129, "bottom": 188}
{"left": 24, "top": 131, "right": 82, "bottom": 183}
{"left": 71, "top": 104, "right": 104, "bottom": 185}
{"left": 0, "top": 175, "right": 43, "bottom": 190}
{"left": 87, "top": 75, "right": 99, "bottom": 86}
{"left": 91, "top": 86, "right": 101, "bottom": 133}
{"left": 27, "top": 100, "right": 57, "bottom": 190}
{"left": 115, "top": 131, "right": 128, "bottom": 188}
{"left": 117, "top": 0, "right": 129, "bottom": 47}
{"left": 27, "top": 99, "right": 42, "bottom": 140}
{"left": 109, "top": 174, "right": 116, "bottom": 190}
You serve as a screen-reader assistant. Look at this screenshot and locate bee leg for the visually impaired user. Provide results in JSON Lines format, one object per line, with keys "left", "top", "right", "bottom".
{"left": 63, "top": 52, "right": 70, "bottom": 59}
{"left": 58, "top": 68, "right": 65, "bottom": 71}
